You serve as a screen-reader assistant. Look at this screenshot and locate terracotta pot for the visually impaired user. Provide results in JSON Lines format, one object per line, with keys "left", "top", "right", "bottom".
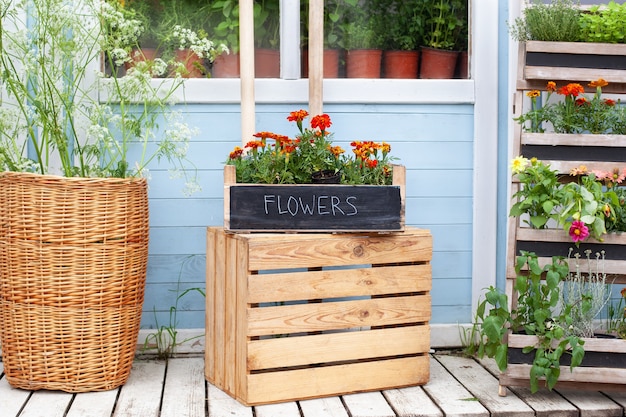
{"left": 345, "top": 49, "right": 382, "bottom": 78}
{"left": 301, "top": 49, "right": 341, "bottom": 78}
{"left": 212, "top": 53, "right": 240, "bottom": 78}
{"left": 174, "top": 49, "right": 206, "bottom": 78}
{"left": 419, "top": 47, "right": 459, "bottom": 79}
{"left": 455, "top": 51, "right": 469, "bottom": 79}
{"left": 383, "top": 50, "right": 419, "bottom": 79}
{"left": 125, "top": 47, "right": 158, "bottom": 71}
{"left": 255, "top": 48, "right": 280, "bottom": 78}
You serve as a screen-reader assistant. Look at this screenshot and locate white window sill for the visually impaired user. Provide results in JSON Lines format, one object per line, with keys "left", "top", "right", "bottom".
{"left": 172, "top": 78, "right": 475, "bottom": 105}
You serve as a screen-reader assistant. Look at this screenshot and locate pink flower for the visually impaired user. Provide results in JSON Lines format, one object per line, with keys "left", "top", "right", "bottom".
{"left": 569, "top": 220, "right": 589, "bottom": 243}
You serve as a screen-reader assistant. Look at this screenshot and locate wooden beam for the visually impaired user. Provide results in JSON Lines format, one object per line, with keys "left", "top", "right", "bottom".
{"left": 308, "top": 0, "right": 323, "bottom": 116}
{"left": 240, "top": 0, "right": 255, "bottom": 145}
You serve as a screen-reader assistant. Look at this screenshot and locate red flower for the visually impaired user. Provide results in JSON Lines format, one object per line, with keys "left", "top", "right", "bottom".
{"left": 311, "top": 114, "right": 332, "bottom": 131}
{"left": 558, "top": 83, "right": 584, "bottom": 97}
{"left": 245, "top": 140, "right": 264, "bottom": 150}
{"left": 366, "top": 159, "right": 378, "bottom": 169}
{"left": 604, "top": 99, "right": 616, "bottom": 106}
{"left": 575, "top": 97, "right": 588, "bottom": 106}
{"left": 569, "top": 220, "right": 590, "bottom": 243}
{"left": 229, "top": 146, "right": 243, "bottom": 160}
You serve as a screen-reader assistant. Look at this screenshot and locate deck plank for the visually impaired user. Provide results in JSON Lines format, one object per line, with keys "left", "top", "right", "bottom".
{"left": 207, "top": 384, "right": 253, "bottom": 417}
{"left": 113, "top": 360, "right": 166, "bottom": 417}
{"left": 477, "top": 356, "right": 578, "bottom": 417}
{"left": 161, "top": 357, "right": 206, "bottom": 417}
{"left": 66, "top": 390, "right": 119, "bottom": 417}
{"left": 342, "top": 391, "right": 396, "bottom": 417}
{"left": 17, "top": 391, "right": 73, "bottom": 417}
{"left": 0, "top": 363, "right": 31, "bottom": 417}
{"left": 299, "top": 396, "right": 350, "bottom": 417}
{"left": 382, "top": 386, "right": 443, "bottom": 417}
{"left": 435, "top": 354, "right": 534, "bottom": 417}
{"left": 604, "top": 391, "right": 626, "bottom": 409}
{"left": 555, "top": 389, "right": 623, "bottom": 417}
{"left": 423, "top": 357, "right": 489, "bottom": 416}
{"left": 255, "top": 401, "right": 301, "bottom": 417}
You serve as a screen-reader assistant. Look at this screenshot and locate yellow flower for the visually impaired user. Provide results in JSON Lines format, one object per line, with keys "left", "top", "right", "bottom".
{"left": 526, "top": 90, "right": 540, "bottom": 98}
{"left": 510, "top": 156, "right": 530, "bottom": 174}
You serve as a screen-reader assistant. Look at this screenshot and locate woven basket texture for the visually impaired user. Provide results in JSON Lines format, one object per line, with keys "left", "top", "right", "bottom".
{"left": 0, "top": 172, "right": 149, "bottom": 392}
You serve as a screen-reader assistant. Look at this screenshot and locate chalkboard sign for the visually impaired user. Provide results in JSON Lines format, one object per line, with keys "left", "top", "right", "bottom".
{"left": 226, "top": 184, "right": 404, "bottom": 231}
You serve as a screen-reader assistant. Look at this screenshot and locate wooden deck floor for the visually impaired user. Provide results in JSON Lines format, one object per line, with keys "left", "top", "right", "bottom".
{"left": 2, "top": 352, "right": 626, "bottom": 417}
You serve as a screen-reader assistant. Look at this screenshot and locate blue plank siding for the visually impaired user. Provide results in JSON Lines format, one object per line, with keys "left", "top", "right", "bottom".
{"left": 140, "top": 102, "right": 475, "bottom": 329}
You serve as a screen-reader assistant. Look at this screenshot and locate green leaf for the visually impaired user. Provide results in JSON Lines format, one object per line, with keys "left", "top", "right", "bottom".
{"left": 495, "top": 344, "right": 508, "bottom": 371}
{"left": 482, "top": 316, "right": 505, "bottom": 341}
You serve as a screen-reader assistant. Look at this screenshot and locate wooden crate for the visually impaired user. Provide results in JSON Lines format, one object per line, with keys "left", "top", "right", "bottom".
{"left": 205, "top": 226, "right": 432, "bottom": 405}
{"left": 223, "top": 164, "right": 406, "bottom": 233}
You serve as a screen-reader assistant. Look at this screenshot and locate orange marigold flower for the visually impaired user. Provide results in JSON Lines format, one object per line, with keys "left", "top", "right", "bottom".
{"left": 365, "top": 159, "right": 378, "bottom": 169}
{"left": 229, "top": 146, "right": 243, "bottom": 159}
{"left": 589, "top": 78, "right": 608, "bottom": 88}
{"left": 245, "top": 140, "right": 264, "bottom": 149}
{"left": 253, "top": 131, "right": 275, "bottom": 140}
{"left": 381, "top": 142, "right": 391, "bottom": 153}
{"left": 329, "top": 145, "right": 345, "bottom": 156}
{"left": 575, "top": 97, "right": 588, "bottom": 106}
{"left": 311, "top": 114, "right": 332, "bottom": 131}
{"left": 621, "top": 287, "right": 626, "bottom": 299}
{"left": 546, "top": 81, "right": 557, "bottom": 92}
{"left": 287, "top": 109, "right": 309, "bottom": 122}
{"left": 526, "top": 90, "right": 540, "bottom": 98}
{"left": 604, "top": 99, "right": 616, "bottom": 106}
{"left": 558, "top": 83, "right": 584, "bottom": 97}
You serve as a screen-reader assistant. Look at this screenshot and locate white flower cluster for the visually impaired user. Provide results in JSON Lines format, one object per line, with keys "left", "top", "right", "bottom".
{"left": 170, "top": 25, "right": 228, "bottom": 61}
{"left": 100, "top": 0, "right": 144, "bottom": 66}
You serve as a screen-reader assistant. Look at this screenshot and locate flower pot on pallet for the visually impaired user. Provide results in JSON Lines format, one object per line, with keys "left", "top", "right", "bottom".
{"left": 223, "top": 164, "right": 406, "bottom": 232}
{"left": 205, "top": 226, "right": 432, "bottom": 405}
{"left": 0, "top": 172, "right": 149, "bottom": 392}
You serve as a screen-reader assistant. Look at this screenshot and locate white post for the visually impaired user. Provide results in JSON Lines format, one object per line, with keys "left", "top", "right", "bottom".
{"left": 308, "top": 0, "right": 323, "bottom": 116}
{"left": 240, "top": 0, "right": 255, "bottom": 145}
{"left": 280, "top": 0, "right": 300, "bottom": 79}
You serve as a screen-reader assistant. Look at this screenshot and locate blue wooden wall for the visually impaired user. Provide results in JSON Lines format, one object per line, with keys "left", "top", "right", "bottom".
{"left": 141, "top": 102, "right": 475, "bottom": 330}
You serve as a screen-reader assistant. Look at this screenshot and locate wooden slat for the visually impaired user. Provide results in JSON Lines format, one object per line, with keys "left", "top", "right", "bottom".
{"left": 255, "top": 402, "right": 301, "bottom": 417}
{"left": 342, "top": 391, "right": 395, "bottom": 417}
{"left": 112, "top": 361, "right": 165, "bottom": 417}
{"left": 205, "top": 228, "right": 217, "bottom": 382}
{"left": 505, "top": 363, "right": 626, "bottom": 385}
{"left": 521, "top": 132, "right": 626, "bottom": 147}
{"left": 435, "top": 355, "right": 534, "bottom": 417}
{"left": 161, "top": 357, "right": 205, "bottom": 417}
{"left": 477, "top": 357, "right": 579, "bottom": 417}
{"left": 0, "top": 363, "right": 31, "bottom": 417}
{"left": 525, "top": 40, "right": 626, "bottom": 55}
{"left": 66, "top": 391, "right": 118, "bottom": 417}
{"left": 247, "top": 325, "right": 430, "bottom": 370}
{"left": 509, "top": 334, "right": 626, "bottom": 353}
{"left": 212, "top": 229, "right": 227, "bottom": 390}
{"left": 235, "top": 237, "right": 250, "bottom": 404}
{"left": 245, "top": 356, "right": 428, "bottom": 406}
{"left": 17, "top": 391, "right": 72, "bottom": 417}
{"left": 423, "top": 357, "right": 489, "bottom": 416}
{"left": 299, "top": 397, "right": 350, "bottom": 417}
{"left": 247, "top": 295, "right": 431, "bottom": 336}
{"left": 525, "top": 66, "right": 626, "bottom": 84}
{"left": 207, "top": 383, "right": 253, "bottom": 417}
{"left": 556, "top": 389, "right": 623, "bottom": 416}
{"left": 382, "top": 386, "right": 443, "bottom": 417}
{"left": 224, "top": 236, "right": 238, "bottom": 395}
{"left": 248, "top": 264, "right": 432, "bottom": 303}
{"left": 245, "top": 228, "right": 432, "bottom": 270}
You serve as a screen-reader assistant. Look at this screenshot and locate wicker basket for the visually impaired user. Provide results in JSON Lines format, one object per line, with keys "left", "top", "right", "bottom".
{"left": 0, "top": 172, "right": 149, "bottom": 392}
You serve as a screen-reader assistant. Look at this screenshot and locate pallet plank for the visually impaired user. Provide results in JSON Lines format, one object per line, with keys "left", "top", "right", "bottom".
{"left": 0, "top": 363, "right": 31, "bottom": 417}
{"left": 422, "top": 357, "right": 489, "bottom": 417}
{"left": 342, "top": 391, "right": 395, "bottom": 417}
{"left": 113, "top": 360, "right": 165, "bottom": 417}
{"left": 161, "top": 357, "right": 205, "bottom": 417}
{"left": 382, "top": 386, "right": 443, "bottom": 417}
{"left": 435, "top": 355, "right": 534, "bottom": 417}
{"left": 299, "top": 396, "right": 350, "bottom": 417}
{"left": 66, "top": 391, "right": 119, "bottom": 417}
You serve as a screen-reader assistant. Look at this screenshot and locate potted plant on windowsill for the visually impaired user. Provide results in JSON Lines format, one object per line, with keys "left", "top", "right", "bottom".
{"left": 341, "top": 4, "right": 384, "bottom": 79}
{"left": 0, "top": 0, "right": 202, "bottom": 393}
{"left": 208, "top": 0, "right": 241, "bottom": 77}
{"left": 370, "top": 0, "right": 424, "bottom": 79}
{"left": 420, "top": 0, "right": 463, "bottom": 79}
{"left": 223, "top": 110, "right": 405, "bottom": 232}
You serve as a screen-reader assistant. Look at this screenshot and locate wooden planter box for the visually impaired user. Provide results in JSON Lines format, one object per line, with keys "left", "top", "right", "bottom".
{"left": 205, "top": 226, "right": 432, "bottom": 405}
{"left": 223, "top": 164, "right": 406, "bottom": 232}
{"left": 518, "top": 41, "right": 626, "bottom": 92}
{"left": 499, "top": 334, "right": 626, "bottom": 393}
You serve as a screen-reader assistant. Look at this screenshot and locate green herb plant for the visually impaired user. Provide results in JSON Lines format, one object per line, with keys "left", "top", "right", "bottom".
{"left": 580, "top": 1, "right": 626, "bottom": 43}
{"left": 509, "top": 0, "right": 581, "bottom": 42}
{"left": 475, "top": 251, "right": 585, "bottom": 392}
